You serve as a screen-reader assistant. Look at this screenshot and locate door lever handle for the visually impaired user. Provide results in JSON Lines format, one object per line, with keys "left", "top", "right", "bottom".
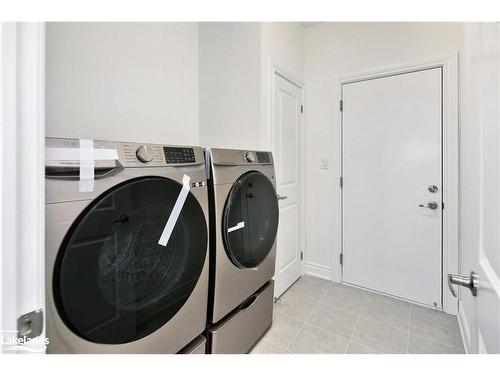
{"left": 277, "top": 194, "right": 288, "bottom": 200}
{"left": 419, "top": 201, "right": 439, "bottom": 209}
{"left": 448, "top": 271, "right": 478, "bottom": 297}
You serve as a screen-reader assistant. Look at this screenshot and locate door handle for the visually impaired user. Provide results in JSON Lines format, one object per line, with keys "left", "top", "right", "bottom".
{"left": 448, "top": 271, "right": 478, "bottom": 297}
{"left": 419, "top": 201, "right": 439, "bottom": 209}
{"left": 277, "top": 194, "right": 288, "bottom": 200}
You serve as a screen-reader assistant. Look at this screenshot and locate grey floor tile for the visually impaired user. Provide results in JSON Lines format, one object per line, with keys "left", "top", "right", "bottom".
{"left": 250, "top": 337, "right": 287, "bottom": 354}
{"left": 252, "top": 275, "right": 465, "bottom": 355}
{"left": 321, "top": 283, "right": 368, "bottom": 312}
{"left": 351, "top": 317, "right": 408, "bottom": 354}
{"left": 408, "top": 334, "right": 465, "bottom": 354}
{"left": 288, "top": 323, "right": 349, "bottom": 354}
{"left": 409, "top": 305, "right": 463, "bottom": 348}
{"left": 307, "top": 303, "right": 360, "bottom": 339}
{"left": 260, "top": 313, "right": 303, "bottom": 348}
{"left": 274, "top": 289, "right": 319, "bottom": 322}
{"left": 361, "top": 294, "right": 410, "bottom": 332}
{"left": 285, "top": 276, "right": 331, "bottom": 301}
{"left": 365, "top": 291, "right": 411, "bottom": 308}
{"left": 346, "top": 341, "right": 378, "bottom": 354}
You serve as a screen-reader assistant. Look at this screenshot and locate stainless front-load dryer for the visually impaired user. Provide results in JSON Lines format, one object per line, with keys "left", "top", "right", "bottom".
{"left": 206, "top": 148, "right": 279, "bottom": 325}
{"left": 45, "top": 138, "right": 209, "bottom": 353}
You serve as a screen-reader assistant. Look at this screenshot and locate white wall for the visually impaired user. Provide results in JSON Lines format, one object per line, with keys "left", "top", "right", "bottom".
{"left": 260, "top": 22, "right": 305, "bottom": 150}
{"left": 47, "top": 21, "right": 305, "bottom": 151}
{"left": 199, "top": 22, "right": 262, "bottom": 149}
{"left": 46, "top": 22, "right": 199, "bottom": 145}
{"left": 199, "top": 22, "right": 304, "bottom": 150}
{"left": 261, "top": 22, "right": 304, "bottom": 82}
{"left": 304, "top": 22, "right": 463, "bottom": 279}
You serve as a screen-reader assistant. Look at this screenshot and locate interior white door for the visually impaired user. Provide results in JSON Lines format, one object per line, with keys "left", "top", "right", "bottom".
{"left": 273, "top": 73, "right": 303, "bottom": 298}
{"left": 464, "top": 22, "right": 500, "bottom": 354}
{"left": 342, "top": 68, "right": 443, "bottom": 307}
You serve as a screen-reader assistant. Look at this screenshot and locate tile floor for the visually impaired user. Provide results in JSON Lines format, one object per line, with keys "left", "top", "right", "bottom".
{"left": 251, "top": 275, "right": 465, "bottom": 354}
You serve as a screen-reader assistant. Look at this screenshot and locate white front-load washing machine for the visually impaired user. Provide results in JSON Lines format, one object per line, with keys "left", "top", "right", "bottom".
{"left": 205, "top": 148, "right": 279, "bottom": 353}
{"left": 45, "top": 137, "right": 209, "bottom": 353}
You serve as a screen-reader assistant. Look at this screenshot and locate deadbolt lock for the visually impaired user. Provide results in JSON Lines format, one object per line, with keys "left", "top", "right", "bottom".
{"left": 428, "top": 185, "right": 438, "bottom": 193}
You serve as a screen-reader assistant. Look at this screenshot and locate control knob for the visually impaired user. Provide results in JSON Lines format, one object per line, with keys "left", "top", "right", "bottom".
{"left": 136, "top": 145, "right": 154, "bottom": 163}
{"left": 245, "top": 151, "right": 256, "bottom": 163}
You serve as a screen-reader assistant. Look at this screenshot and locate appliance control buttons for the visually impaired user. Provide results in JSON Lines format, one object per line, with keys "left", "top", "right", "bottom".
{"left": 164, "top": 147, "right": 196, "bottom": 164}
{"left": 136, "top": 145, "right": 154, "bottom": 163}
{"left": 256, "top": 152, "right": 271, "bottom": 164}
{"left": 245, "top": 151, "right": 256, "bottom": 163}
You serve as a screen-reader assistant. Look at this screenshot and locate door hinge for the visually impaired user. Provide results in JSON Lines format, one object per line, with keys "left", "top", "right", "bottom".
{"left": 300, "top": 104, "right": 304, "bottom": 114}
{"left": 339, "top": 176, "right": 343, "bottom": 188}
{"left": 300, "top": 251, "right": 304, "bottom": 260}
{"left": 17, "top": 308, "right": 44, "bottom": 340}
{"left": 442, "top": 202, "right": 445, "bottom": 210}
{"left": 340, "top": 100, "right": 343, "bottom": 112}
{"left": 340, "top": 253, "right": 343, "bottom": 265}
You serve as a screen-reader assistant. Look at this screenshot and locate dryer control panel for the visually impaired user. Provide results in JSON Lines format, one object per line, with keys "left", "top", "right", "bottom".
{"left": 210, "top": 148, "right": 274, "bottom": 166}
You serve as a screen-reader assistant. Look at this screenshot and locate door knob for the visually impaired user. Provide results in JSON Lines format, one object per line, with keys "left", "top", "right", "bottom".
{"left": 419, "top": 201, "right": 439, "bottom": 209}
{"left": 277, "top": 194, "right": 288, "bottom": 200}
{"left": 448, "top": 271, "right": 478, "bottom": 297}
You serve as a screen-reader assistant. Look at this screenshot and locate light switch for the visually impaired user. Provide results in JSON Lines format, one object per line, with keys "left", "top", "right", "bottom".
{"left": 320, "top": 158, "right": 329, "bottom": 169}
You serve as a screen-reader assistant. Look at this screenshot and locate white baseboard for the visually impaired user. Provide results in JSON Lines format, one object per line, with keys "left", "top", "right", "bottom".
{"left": 457, "top": 299, "right": 471, "bottom": 354}
{"left": 305, "top": 262, "right": 333, "bottom": 281}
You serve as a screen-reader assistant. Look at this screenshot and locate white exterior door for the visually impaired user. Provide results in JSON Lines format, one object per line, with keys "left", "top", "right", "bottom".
{"left": 342, "top": 68, "right": 443, "bottom": 307}
{"left": 273, "top": 73, "right": 303, "bottom": 297}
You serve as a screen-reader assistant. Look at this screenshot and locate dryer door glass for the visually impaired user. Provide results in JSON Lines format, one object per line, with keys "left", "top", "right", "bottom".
{"left": 222, "top": 171, "right": 279, "bottom": 268}
{"left": 53, "top": 176, "right": 207, "bottom": 345}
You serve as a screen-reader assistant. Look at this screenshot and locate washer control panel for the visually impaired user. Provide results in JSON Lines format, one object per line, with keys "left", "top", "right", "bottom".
{"left": 45, "top": 138, "right": 204, "bottom": 169}
{"left": 163, "top": 147, "right": 196, "bottom": 164}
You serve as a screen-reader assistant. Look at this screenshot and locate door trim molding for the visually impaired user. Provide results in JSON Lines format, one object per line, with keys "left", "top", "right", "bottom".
{"left": 0, "top": 22, "right": 46, "bottom": 352}
{"left": 305, "top": 262, "right": 332, "bottom": 281}
{"left": 266, "top": 60, "right": 307, "bottom": 288}
{"left": 332, "top": 54, "right": 459, "bottom": 315}
{"left": 458, "top": 299, "right": 471, "bottom": 353}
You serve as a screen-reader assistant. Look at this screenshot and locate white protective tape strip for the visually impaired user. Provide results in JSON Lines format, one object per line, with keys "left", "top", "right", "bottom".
{"left": 79, "top": 139, "right": 94, "bottom": 193}
{"left": 158, "top": 174, "right": 191, "bottom": 247}
{"left": 228, "top": 221, "right": 245, "bottom": 233}
{"left": 45, "top": 147, "right": 118, "bottom": 161}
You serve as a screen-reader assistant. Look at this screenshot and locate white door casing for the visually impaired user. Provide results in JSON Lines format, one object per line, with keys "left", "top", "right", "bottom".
{"left": 0, "top": 23, "right": 46, "bottom": 353}
{"left": 273, "top": 72, "right": 303, "bottom": 297}
{"left": 342, "top": 68, "right": 443, "bottom": 307}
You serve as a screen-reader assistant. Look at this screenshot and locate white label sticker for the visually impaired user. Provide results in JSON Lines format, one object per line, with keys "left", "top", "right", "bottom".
{"left": 78, "top": 139, "right": 94, "bottom": 193}
{"left": 46, "top": 144, "right": 119, "bottom": 193}
{"left": 228, "top": 221, "right": 245, "bottom": 233}
{"left": 158, "top": 175, "right": 191, "bottom": 247}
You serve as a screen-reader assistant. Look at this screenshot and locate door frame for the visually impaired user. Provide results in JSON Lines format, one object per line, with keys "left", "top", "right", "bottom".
{"left": 0, "top": 22, "right": 46, "bottom": 352}
{"left": 267, "top": 61, "right": 307, "bottom": 285}
{"left": 332, "top": 54, "right": 459, "bottom": 314}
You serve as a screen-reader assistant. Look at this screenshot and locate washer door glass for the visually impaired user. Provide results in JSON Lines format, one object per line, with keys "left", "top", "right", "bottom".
{"left": 53, "top": 176, "right": 207, "bottom": 345}
{"left": 222, "top": 171, "right": 279, "bottom": 268}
